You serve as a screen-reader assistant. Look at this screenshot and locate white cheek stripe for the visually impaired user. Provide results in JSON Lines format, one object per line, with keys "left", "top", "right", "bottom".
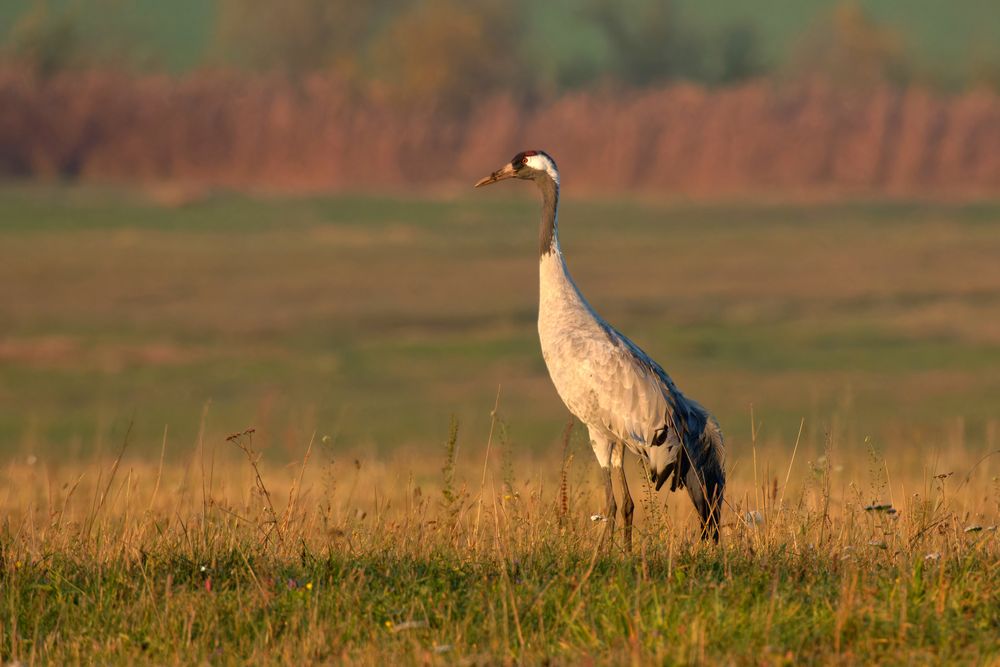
{"left": 526, "top": 154, "right": 559, "bottom": 185}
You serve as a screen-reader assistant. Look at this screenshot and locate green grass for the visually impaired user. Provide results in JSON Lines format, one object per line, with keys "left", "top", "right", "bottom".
{"left": 6, "top": 544, "right": 997, "bottom": 663}
{"left": 3, "top": 186, "right": 1000, "bottom": 458}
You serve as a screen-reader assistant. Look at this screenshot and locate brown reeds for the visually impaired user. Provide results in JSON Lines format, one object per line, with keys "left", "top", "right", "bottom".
{"left": 1, "top": 68, "right": 999, "bottom": 196}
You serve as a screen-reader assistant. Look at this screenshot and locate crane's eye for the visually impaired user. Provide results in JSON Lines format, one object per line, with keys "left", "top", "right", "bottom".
{"left": 512, "top": 151, "right": 537, "bottom": 170}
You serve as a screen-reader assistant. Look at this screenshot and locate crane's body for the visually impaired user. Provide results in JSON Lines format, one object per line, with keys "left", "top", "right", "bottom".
{"left": 476, "top": 150, "right": 725, "bottom": 546}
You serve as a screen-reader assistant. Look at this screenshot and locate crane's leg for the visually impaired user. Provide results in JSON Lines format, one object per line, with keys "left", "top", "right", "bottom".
{"left": 611, "top": 444, "right": 634, "bottom": 553}
{"left": 589, "top": 429, "right": 617, "bottom": 550}
{"left": 617, "top": 461, "right": 635, "bottom": 554}
{"left": 603, "top": 464, "right": 617, "bottom": 545}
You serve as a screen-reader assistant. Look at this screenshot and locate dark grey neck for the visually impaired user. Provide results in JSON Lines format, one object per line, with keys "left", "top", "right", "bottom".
{"left": 537, "top": 176, "right": 559, "bottom": 258}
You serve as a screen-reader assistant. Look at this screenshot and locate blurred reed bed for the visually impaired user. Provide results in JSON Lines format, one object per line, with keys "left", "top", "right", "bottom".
{"left": 2, "top": 68, "right": 999, "bottom": 196}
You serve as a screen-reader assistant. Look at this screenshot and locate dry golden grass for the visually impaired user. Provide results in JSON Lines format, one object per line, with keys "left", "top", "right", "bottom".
{"left": 2, "top": 414, "right": 997, "bottom": 664}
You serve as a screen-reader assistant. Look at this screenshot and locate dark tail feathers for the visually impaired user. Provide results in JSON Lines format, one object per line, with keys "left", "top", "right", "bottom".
{"left": 685, "top": 419, "right": 725, "bottom": 542}
{"left": 648, "top": 413, "right": 726, "bottom": 542}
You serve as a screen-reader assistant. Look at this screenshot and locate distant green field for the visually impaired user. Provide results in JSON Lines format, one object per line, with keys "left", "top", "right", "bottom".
{"left": 2, "top": 185, "right": 1000, "bottom": 461}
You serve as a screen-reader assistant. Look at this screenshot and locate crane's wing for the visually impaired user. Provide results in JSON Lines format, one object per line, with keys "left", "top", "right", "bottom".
{"left": 592, "top": 323, "right": 720, "bottom": 494}
{"left": 590, "top": 329, "right": 674, "bottom": 446}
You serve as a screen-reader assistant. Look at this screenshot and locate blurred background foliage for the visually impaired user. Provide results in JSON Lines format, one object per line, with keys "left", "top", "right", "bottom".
{"left": 2, "top": 0, "right": 999, "bottom": 103}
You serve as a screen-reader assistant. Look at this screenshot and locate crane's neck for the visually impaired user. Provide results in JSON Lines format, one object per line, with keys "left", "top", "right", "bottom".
{"left": 536, "top": 175, "right": 595, "bottom": 321}
{"left": 538, "top": 176, "right": 560, "bottom": 258}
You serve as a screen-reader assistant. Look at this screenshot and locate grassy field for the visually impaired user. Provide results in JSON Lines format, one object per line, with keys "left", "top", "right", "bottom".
{"left": 1, "top": 426, "right": 997, "bottom": 663}
{"left": 1, "top": 185, "right": 999, "bottom": 662}
{"left": 3, "top": 186, "right": 1000, "bottom": 459}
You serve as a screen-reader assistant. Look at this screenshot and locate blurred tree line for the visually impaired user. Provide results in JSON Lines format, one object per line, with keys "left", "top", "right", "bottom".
{"left": 5, "top": 0, "right": 1000, "bottom": 107}
{"left": 207, "top": 0, "right": 769, "bottom": 106}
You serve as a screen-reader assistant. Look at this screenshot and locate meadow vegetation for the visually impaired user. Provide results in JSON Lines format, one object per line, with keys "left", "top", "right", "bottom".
{"left": 3, "top": 188, "right": 1000, "bottom": 457}
{"left": 1, "top": 414, "right": 997, "bottom": 663}
{"left": 1, "top": 187, "right": 999, "bottom": 662}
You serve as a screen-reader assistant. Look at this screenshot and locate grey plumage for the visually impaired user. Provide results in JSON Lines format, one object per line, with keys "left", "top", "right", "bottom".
{"left": 603, "top": 323, "right": 725, "bottom": 541}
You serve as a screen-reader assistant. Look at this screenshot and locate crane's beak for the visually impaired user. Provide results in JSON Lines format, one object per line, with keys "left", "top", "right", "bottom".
{"left": 474, "top": 162, "right": 516, "bottom": 188}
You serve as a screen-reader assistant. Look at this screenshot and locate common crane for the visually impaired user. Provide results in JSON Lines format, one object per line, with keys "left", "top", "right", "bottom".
{"left": 475, "top": 150, "right": 725, "bottom": 547}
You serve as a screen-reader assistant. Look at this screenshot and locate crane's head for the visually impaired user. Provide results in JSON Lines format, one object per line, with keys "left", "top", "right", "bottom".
{"left": 475, "top": 150, "right": 559, "bottom": 189}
